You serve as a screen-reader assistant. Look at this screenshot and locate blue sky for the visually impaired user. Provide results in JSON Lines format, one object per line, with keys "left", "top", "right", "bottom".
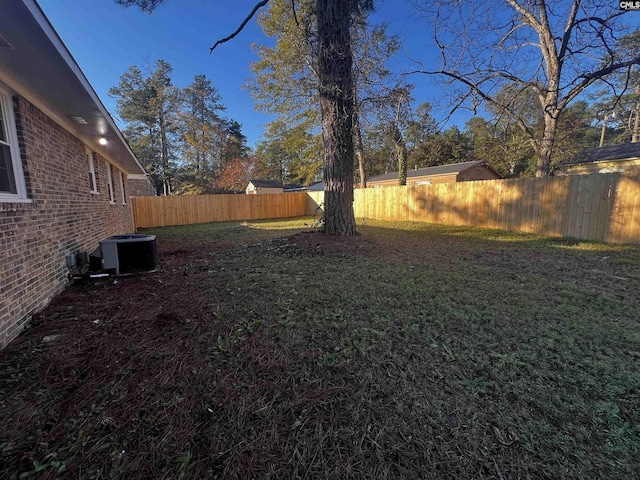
{"left": 37, "top": 1, "right": 640, "bottom": 149}
{"left": 38, "top": 0, "right": 443, "bottom": 149}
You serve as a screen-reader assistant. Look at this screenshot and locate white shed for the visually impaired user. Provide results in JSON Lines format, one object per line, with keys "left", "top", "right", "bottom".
{"left": 245, "top": 179, "right": 284, "bottom": 194}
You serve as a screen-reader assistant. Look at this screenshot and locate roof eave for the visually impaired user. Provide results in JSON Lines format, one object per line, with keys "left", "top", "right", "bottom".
{"left": 0, "top": 0, "right": 146, "bottom": 175}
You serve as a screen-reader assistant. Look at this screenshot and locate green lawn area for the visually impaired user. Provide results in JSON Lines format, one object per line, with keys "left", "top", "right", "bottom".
{"left": 1, "top": 218, "right": 639, "bottom": 479}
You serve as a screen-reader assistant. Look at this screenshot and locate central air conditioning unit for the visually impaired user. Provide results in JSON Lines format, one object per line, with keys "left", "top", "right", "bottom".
{"left": 98, "top": 234, "right": 158, "bottom": 276}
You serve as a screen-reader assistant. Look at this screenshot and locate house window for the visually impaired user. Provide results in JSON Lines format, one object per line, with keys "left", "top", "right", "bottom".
{"left": 106, "top": 162, "right": 115, "bottom": 204}
{"left": 87, "top": 148, "right": 97, "bottom": 193}
{"left": 119, "top": 170, "right": 126, "bottom": 205}
{"left": 0, "top": 89, "right": 27, "bottom": 202}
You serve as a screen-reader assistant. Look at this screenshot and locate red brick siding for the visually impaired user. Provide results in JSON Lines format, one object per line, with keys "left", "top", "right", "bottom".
{"left": 0, "top": 96, "right": 136, "bottom": 347}
{"left": 129, "top": 178, "right": 156, "bottom": 197}
{"left": 457, "top": 166, "right": 502, "bottom": 182}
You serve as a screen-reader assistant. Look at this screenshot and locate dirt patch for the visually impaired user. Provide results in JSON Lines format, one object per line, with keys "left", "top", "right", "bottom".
{"left": 288, "top": 231, "right": 376, "bottom": 256}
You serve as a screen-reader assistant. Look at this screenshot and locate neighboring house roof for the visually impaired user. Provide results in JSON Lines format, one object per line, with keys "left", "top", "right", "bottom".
{"left": 561, "top": 143, "right": 640, "bottom": 166}
{"left": 368, "top": 160, "right": 496, "bottom": 182}
{"left": 283, "top": 183, "right": 305, "bottom": 192}
{"left": 308, "top": 181, "right": 324, "bottom": 191}
{"left": 248, "top": 180, "right": 284, "bottom": 188}
{"left": 0, "top": 0, "right": 146, "bottom": 175}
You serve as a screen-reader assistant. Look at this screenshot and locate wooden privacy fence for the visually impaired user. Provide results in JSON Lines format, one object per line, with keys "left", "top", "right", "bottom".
{"left": 132, "top": 174, "right": 640, "bottom": 245}
{"left": 306, "top": 174, "right": 640, "bottom": 244}
{"left": 131, "top": 192, "right": 309, "bottom": 228}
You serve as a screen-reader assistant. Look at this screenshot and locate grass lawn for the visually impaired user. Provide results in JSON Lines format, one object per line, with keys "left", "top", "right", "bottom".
{"left": 1, "top": 217, "right": 639, "bottom": 479}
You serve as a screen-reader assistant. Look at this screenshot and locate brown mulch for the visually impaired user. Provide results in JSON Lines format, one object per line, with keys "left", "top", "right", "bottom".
{"left": 0, "top": 232, "right": 391, "bottom": 479}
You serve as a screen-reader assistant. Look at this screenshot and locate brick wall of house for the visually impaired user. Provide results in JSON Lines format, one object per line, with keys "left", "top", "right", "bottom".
{"left": 457, "top": 165, "right": 502, "bottom": 182}
{"left": 0, "top": 96, "right": 137, "bottom": 347}
{"left": 129, "top": 177, "right": 157, "bottom": 197}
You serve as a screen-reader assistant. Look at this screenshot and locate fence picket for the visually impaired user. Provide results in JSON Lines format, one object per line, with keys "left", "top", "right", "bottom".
{"left": 130, "top": 174, "right": 640, "bottom": 244}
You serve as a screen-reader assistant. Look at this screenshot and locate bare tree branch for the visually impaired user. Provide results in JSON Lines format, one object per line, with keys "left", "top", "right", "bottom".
{"left": 504, "top": 0, "right": 542, "bottom": 32}
{"left": 413, "top": 0, "right": 635, "bottom": 175}
{"left": 559, "top": 56, "right": 640, "bottom": 110}
{"left": 557, "top": 0, "right": 580, "bottom": 65}
{"left": 291, "top": 0, "right": 299, "bottom": 27}
{"left": 209, "top": 0, "right": 270, "bottom": 53}
{"left": 405, "top": 68, "right": 536, "bottom": 142}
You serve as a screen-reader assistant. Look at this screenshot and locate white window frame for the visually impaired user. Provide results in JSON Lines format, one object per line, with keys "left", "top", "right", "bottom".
{"left": 106, "top": 162, "right": 115, "bottom": 204}
{"left": 87, "top": 148, "right": 98, "bottom": 194}
{"left": 119, "top": 170, "right": 126, "bottom": 205}
{"left": 0, "top": 88, "right": 29, "bottom": 203}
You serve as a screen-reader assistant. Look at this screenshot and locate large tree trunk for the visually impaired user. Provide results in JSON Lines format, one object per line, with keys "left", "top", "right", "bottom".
{"left": 393, "top": 126, "right": 408, "bottom": 185}
{"left": 535, "top": 111, "right": 558, "bottom": 177}
{"left": 393, "top": 91, "right": 407, "bottom": 185}
{"left": 632, "top": 83, "right": 640, "bottom": 143}
{"left": 160, "top": 115, "right": 170, "bottom": 195}
{"left": 317, "top": 0, "right": 357, "bottom": 235}
{"left": 354, "top": 111, "right": 367, "bottom": 188}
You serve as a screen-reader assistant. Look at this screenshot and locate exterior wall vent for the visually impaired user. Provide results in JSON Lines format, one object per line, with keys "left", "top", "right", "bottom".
{"left": 99, "top": 234, "right": 158, "bottom": 276}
